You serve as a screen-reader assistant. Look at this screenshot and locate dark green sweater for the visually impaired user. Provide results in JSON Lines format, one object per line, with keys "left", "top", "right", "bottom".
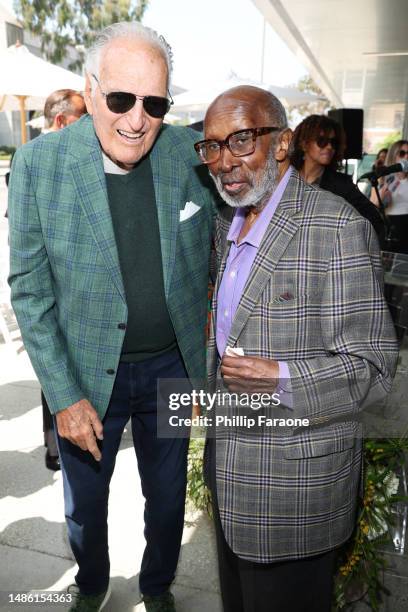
{"left": 105, "top": 157, "right": 176, "bottom": 362}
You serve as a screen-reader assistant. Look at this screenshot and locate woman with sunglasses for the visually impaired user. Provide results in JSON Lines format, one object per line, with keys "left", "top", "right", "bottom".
{"left": 377, "top": 140, "right": 408, "bottom": 253}
{"left": 290, "top": 114, "right": 384, "bottom": 238}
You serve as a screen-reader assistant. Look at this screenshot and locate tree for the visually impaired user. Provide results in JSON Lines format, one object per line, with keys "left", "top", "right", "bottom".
{"left": 15, "top": 0, "right": 149, "bottom": 69}
{"left": 375, "top": 131, "right": 402, "bottom": 152}
{"left": 287, "top": 75, "right": 334, "bottom": 128}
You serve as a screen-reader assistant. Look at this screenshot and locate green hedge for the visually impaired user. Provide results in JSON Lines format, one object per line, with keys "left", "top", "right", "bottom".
{"left": 187, "top": 437, "right": 212, "bottom": 517}
{"left": 0, "top": 145, "right": 16, "bottom": 157}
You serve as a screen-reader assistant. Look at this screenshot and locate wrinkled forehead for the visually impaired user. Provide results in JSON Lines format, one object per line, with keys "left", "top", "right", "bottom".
{"left": 99, "top": 38, "right": 168, "bottom": 85}
{"left": 204, "top": 96, "right": 270, "bottom": 140}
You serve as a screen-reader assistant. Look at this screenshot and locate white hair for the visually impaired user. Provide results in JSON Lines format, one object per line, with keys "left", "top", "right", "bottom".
{"left": 85, "top": 21, "right": 173, "bottom": 84}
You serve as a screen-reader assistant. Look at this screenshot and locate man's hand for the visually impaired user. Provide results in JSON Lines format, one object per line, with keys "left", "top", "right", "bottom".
{"left": 221, "top": 354, "right": 279, "bottom": 393}
{"left": 56, "top": 399, "right": 104, "bottom": 461}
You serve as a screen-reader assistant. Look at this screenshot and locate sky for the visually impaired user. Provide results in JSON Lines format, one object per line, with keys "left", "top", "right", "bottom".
{"left": 141, "top": 0, "right": 307, "bottom": 90}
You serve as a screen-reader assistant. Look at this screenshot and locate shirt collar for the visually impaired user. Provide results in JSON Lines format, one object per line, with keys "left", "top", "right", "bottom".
{"left": 102, "top": 152, "right": 130, "bottom": 175}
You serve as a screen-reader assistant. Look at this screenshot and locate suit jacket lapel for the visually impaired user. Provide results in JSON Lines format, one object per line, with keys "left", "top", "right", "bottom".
{"left": 227, "top": 171, "right": 305, "bottom": 348}
{"left": 150, "top": 130, "right": 180, "bottom": 298}
{"left": 69, "top": 116, "right": 126, "bottom": 302}
{"left": 207, "top": 216, "right": 234, "bottom": 379}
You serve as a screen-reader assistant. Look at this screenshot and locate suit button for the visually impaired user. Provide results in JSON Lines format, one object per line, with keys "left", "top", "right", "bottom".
{"left": 106, "top": 369, "right": 115, "bottom": 375}
{"left": 118, "top": 323, "right": 126, "bottom": 330}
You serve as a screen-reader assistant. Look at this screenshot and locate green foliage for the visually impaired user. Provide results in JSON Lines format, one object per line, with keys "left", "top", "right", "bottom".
{"left": 0, "top": 145, "right": 16, "bottom": 156}
{"left": 186, "top": 435, "right": 408, "bottom": 611}
{"left": 186, "top": 437, "right": 212, "bottom": 517}
{"left": 14, "top": 0, "right": 149, "bottom": 69}
{"left": 334, "top": 438, "right": 408, "bottom": 611}
{"left": 375, "top": 132, "right": 402, "bottom": 153}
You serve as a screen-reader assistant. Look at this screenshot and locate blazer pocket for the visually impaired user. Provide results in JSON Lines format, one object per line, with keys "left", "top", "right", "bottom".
{"left": 179, "top": 205, "right": 205, "bottom": 227}
{"left": 264, "top": 292, "right": 321, "bottom": 307}
{"left": 283, "top": 422, "right": 359, "bottom": 459}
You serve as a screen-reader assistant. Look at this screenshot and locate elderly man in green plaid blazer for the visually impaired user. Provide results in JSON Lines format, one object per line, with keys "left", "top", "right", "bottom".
{"left": 196, "top": 86, "right": 398, "bottom": 612}
{"left": 8, "top": 22, "right": 216, "bottom": 612}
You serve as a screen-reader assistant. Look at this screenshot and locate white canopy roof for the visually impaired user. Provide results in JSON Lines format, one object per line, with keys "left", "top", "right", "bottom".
{"left": 0, "top": 43, "right": 85, "bottom": 141}
{"left": 172, "top": 74, "right": 319, "bottom": 117}
{"left": 0, "top": 43, "right": 84, "bottom": 102}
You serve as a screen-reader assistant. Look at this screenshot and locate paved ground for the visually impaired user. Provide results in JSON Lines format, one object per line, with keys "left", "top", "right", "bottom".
{"left": 0, "top": 161, "right": 222, "bottom": 612}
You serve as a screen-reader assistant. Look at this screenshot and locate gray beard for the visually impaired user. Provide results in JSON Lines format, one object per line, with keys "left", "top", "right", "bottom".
{"left": 211, "top": 151, "right": 279, "bottom": 210}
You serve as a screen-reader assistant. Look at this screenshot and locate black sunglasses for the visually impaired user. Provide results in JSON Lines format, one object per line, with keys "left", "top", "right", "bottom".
{"left": 316, "top": 135, "right": 338, "bottom": 149}
{"left": 92, "top": 74, "right": 173, "bottom": 118}
{"left": 399, "top": 149, "right": 408, "bottom": 157}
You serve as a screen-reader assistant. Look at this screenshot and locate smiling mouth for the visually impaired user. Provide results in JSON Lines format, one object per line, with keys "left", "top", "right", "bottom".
{"left": 117, "top": 129, "right": 145, "bottom": 142}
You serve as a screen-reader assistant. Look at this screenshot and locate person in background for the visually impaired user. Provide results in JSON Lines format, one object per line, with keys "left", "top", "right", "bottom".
{"left": 43, "top": 89, "right": 87, "bottom": 133}
{"left": 290, "top": 114, "right": 384, "bottom": 238}
{"left": 377, "top": 140, "right": 408, "bottom": 253}
{"left": 372, "top": 147, "right": 388, "bottom": 173}
{"left": 5, "top": 91, "right": 86, "bottom": 194}
{"left": 367, "top": 147, "right": 389, "bottom": 201}
{"left": 41, "top": 89, "right": 87, "bottom": 472}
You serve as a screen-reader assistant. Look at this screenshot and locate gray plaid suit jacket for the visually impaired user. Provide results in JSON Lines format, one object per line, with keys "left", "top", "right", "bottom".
{"left": 8, "top": 115, "right": 216, "bottom": 417}
{"left": 207, "top": 169, "right": 398, "bottom": 563}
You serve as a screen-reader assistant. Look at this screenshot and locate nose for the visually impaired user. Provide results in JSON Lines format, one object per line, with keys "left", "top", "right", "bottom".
{"left": 219, "top": 144, "right": 240, "bottom": 173}
{"left": 125, "top": 97, "right": 147, "bottom": 131}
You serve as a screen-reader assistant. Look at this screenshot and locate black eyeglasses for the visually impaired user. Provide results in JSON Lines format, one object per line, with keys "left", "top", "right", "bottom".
{"left": 316, "top": 135, "right": 338, "bottom": 150}
{"left": 398, "top": 149, "right": 408, "bottom": 157}
{"left": 92, "top": 74, "right": 173, "bottom": 118}
{"left": 194, "top": 127, "right": 280, "bottom": 164}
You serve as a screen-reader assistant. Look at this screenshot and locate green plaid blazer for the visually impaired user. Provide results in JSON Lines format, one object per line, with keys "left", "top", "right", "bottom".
{"left": 207, "top": 170, "right": 398, "bottom": 563}
{"left": 8, "top": 115, "right": 215, "bottom": 417}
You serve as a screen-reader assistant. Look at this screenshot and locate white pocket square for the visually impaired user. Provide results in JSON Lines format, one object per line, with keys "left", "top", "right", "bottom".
{"left": 179, "top": 201, "right": 201, "bottom": 222}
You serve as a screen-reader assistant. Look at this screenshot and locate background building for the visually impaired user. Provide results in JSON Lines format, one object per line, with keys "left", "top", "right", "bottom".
{"left": 252, "top": 0, "right": 408, "bottom": 153}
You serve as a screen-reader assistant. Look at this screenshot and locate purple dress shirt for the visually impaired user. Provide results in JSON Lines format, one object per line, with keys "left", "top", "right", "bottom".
{"left": 216, "top": 166, "right": 292, "bottom": 390}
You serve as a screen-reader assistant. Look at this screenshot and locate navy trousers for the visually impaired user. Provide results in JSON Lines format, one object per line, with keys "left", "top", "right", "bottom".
{"left": 56, "top": 348, "right": 189, "bottom": 596}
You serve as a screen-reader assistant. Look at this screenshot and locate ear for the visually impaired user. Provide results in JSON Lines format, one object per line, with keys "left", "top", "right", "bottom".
{"left": 84, "top": 74, "right": 94, "bottom": 116}
{"left": 55, "top": 113, "right": 66, "bottom": 130}
{"left": 274, "top": 128, "right": 292, "bottom": 162}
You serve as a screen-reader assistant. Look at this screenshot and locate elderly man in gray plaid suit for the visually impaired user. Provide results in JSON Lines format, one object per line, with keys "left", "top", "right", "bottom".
{"left": 194, "top": 86, "right": 398, "bottom": 612}
{"left": 8, "top": 22, "right": 216, "bottom": 612}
